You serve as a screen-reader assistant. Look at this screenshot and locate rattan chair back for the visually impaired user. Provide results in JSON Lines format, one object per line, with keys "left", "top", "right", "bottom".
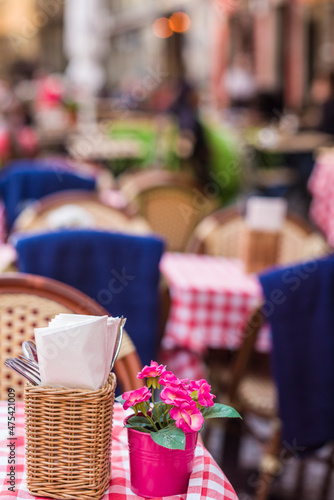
{"left": 119, "top": 169, "right": 217, "bottom": 251}
{"left": 186, "top": 205, "right": 329, "bottom": 266}
{"left": 0, "top": 273, "right": 143, "bottom": 400}
{"left": 11, "top": 190, "right": 150, "bottom": 236}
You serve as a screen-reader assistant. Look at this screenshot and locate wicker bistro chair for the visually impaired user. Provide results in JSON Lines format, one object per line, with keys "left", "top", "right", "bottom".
{"left": 224, "top": 305, "right": 334, "bottom": 500}
{"left": 0, "top": 162, "right": 97, "bottom": 232}
{"left": 221, "top": 254, "right": 334, "bottom": 500}
{"left": 11, "top": 190, "right": 151, "bottom": 237}
{"left": 0, "top": 273, "right": 143, "bottom": 400}
{"left": 186, "top": 205, "right": 329, "bottom": 266}
{"left": 118, "top": 169, "right": 218, "bottom": 252}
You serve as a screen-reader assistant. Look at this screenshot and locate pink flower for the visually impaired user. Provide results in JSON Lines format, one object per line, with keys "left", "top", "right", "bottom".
{"left": 170, "top": 401, "right": 204, "bottom": 433}
{"left": 188, "top": 380, "right": 202, "bottom": 392}
{"left": 159, "top": 371, "right": 187, "bottom": 387}
{"left": 190, "top": 380, "right": 215, "bottom": 407}
{"left": 160, "top": 385, "right": 192, "bottom": 406}
{"left": 123, "top": 386, "right": 152, "bottom": 410}
{"left": 137, "top": 361, "right": 166, "bottom": 379}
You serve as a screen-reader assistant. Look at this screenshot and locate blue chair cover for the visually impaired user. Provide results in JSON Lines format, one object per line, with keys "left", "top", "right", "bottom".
{"left": 0, "top": 160, "right": 96, "bottom": 229}
{"left": 15, "top": 230, "right": 164, "bottom": 367}
{"left": 259, "top": 255, "right": 334, "bottom": 455}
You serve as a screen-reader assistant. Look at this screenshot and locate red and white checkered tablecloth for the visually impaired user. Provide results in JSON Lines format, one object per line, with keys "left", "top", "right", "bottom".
{"left": 160, "top": 253, "right": 269, "bottom": 359}
{"left": 0, "top": 401, "right": 238, "bottom": 500}
{"left": 308, "top": 152, "right": 334, "bottom": 248}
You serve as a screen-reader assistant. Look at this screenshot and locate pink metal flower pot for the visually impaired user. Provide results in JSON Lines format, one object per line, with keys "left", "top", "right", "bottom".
{"left": 126, "top": 417, "right": 198, "bottom": 498}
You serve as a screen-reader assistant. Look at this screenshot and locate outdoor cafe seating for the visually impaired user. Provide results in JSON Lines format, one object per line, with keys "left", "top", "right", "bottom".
{"left": 0, "top": 274, "right": 238, "bottom": 499}
{"left": 0, "top": 134, "right": 333, "bottom": 500}
{"left": 13, "top": 229, "right": 165, "bottom": 368}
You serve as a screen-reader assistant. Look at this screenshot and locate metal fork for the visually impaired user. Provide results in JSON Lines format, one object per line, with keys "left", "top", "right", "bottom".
{"left": 5, "top": 358, "right": 41, "bottom": 386}
{"left": 14, "top": 357, "right": 40, "bottom": 377}
{"left": 18, "top": 354, "right": 39, "bottom": 370}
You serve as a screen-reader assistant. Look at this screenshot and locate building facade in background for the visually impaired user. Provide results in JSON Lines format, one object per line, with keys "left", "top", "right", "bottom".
{"left": 211, "top": 0, "right": 334, "bottom": 111}
{"left": 0, "top": 0, "right": 332, "bottom": 112}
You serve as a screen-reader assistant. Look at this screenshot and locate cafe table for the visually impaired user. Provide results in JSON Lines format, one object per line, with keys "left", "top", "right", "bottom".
{"left": 252, "top": 130, "right": 333, "bottom": 155}
{"left": 0, "top": 401, "right": 238, "bottom": 500}
{"left": 160, "top": 252, "right": 269, "bottom": 379}
{"left": 66, "top": 131, "right": 144, "bottom": 163}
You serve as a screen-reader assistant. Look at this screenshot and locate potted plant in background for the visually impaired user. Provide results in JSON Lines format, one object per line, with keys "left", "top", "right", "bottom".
{"left": 116, "top": 361, "right": 241, "bottom": 498}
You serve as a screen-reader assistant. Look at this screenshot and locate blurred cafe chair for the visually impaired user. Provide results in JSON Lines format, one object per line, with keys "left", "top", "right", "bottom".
{"left": 0, "top": 160, "right": 96, "bottom": 233}
{"left": 118, "top": 169, "right": 218, "bottom": 252}
{"left": 11, "top": 190, "right": 152, "bottom": 236}
{"left": 13, "top": 230, "right": 165, "bottom": 368}
{"left": 186, "top": 204, "right": 329, "bottom": 268}
{"left": 222, "top": 255, "right": 334, "bottom": 500}
{"left": 0, "top": 273, "right": 144, "bottom": 401}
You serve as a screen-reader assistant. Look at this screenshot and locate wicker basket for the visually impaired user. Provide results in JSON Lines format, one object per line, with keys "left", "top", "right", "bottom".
{"left": 24, "top": 373, "right": 116, "bottom": 500}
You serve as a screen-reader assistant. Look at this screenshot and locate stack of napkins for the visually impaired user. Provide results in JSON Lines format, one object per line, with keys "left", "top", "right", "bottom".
{"left": 245, "top": 196, "right": 287, "bottom": 232}
{"left": 35, "top": 314, "right": 126, "bottom": 390}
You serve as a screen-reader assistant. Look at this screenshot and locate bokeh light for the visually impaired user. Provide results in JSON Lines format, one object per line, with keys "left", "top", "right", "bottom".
{"left": 169, "top": 12, "right": 191, "bottom": 34}
{"left": 152, "top": 17, "right": 173, "bottom": 39}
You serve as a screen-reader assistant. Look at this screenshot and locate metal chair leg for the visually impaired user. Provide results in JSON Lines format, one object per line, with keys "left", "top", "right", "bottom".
{"left": 254, "top": 420, "right": 282, "bottom": 500}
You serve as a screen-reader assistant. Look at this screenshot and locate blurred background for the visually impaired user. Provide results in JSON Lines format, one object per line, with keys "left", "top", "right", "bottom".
{"left": 0, "top": 0, "right": 333, "bottom": 214}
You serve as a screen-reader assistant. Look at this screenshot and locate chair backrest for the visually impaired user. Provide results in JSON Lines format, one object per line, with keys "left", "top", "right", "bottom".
{"left": 230, "top": 255, "right": 334, "bottom": 454}
{"left": 11, "top": 190, "right": 151, "bottom": 236}
{"left": 0, "top": 273, "right": 143, "bottom": 400}
{"left": 14, "top": 229, "right": 165, "bottom": 368}
{"left": 0, "top": 161, "right": 96, "bottom": 231}
{"left": 119, "top": 169, "right": 217, "bottom": 251}
{"left": 186, "top": 205, "right": 329, "bottom": 267}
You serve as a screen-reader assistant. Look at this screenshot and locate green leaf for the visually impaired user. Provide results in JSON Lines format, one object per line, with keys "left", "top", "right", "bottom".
{"left": 127, "top": 426, "right": 151, "bottom": 433}
{"left": 151, "top": 403, "right": 165, "bottom": 426}
{"left": 127, "top": 415, "right": 152, "bottom": 427}
{"left": 150, "top": 425, "right": 186, "bottom": 450}
{"left": 202, "top": 403, "right": 241, "bottom": 420}
{"left": 115, "top": 395, "right": 125, "bottom": 405}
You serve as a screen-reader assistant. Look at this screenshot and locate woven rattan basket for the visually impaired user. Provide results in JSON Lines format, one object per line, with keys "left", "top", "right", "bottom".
{"left": 24, "top": 372, "right": 116, "bottom": 500}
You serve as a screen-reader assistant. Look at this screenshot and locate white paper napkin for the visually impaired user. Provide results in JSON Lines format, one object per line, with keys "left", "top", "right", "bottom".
{"left": 50, "top": 314, "right": 123, "bottom": 385}
{"left": 245, "top": 196, "right": 287, "bottom": 232}
{"left": 35, "top": 315, "right": 125, "bottom": 390}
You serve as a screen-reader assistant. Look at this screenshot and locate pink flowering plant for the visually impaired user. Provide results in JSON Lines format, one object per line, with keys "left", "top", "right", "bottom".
{"left": 115, "top": 361, "right": 241, "bottom": 450}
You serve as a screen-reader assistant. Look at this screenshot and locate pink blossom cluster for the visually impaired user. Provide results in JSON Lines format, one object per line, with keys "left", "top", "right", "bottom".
{"left": 122, "top": 361, "right": 215, "bottom": 434}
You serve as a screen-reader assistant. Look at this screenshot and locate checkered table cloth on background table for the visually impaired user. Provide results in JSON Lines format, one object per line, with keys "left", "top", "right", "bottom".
{"left": 308, "top": 151, "right": 334, "bottom": 247}
{"left": 160, "top": 253, "right": 269, "bottom": 380}
{"left": 0, "top": 401, "right": 238, "bottom": 500}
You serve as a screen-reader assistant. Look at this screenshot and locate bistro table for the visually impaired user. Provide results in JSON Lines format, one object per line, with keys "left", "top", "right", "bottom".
{"left": 0, "top": 401, "right": 238, "bottom": 500}
{"left": 66, "top": 131, "right": 144, "bottom": 163}
{"left": 252, "top": 130, "right": 333, "bottom": 155}
{"left": 160, "top": 252, "right": 269, "bottom": 379}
